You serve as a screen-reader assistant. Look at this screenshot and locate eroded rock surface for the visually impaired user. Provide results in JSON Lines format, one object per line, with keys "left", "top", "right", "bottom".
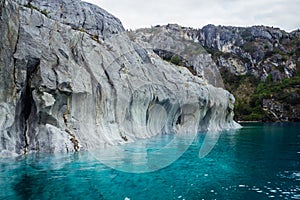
{"left": 129, "top": 24, "right": 224, "bottom": 88}
{"left": 133, "top": 24, "right": 300, "bottom": 122}
{"left": 0, "top": 0, "right": 240, "bottom": 157}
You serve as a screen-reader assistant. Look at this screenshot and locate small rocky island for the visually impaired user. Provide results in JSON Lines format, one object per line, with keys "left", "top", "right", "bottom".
{"left": 0, "top": 0, "right": 240, "bottom": 157}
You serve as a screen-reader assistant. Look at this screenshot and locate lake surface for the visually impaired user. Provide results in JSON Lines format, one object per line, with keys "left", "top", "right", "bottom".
{"left": 1, "top": 123, "right": 299, "bottom": 200}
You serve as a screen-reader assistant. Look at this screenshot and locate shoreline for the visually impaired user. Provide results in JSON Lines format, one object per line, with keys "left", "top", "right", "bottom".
{"left": 238, "top": 121, "right": 261, "bottom": 123}
{"left": 238, "top": 121, "right": 300, "bottom": 123}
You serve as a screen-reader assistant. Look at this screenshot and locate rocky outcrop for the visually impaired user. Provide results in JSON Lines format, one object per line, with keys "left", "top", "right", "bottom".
{"left": 199, "top": 25, "right": 299, "bottom": 81}
{"left": 133, "top": 24, "right": 300, "bottom": 122}
{"left": 17, "top": 0, "right": 124, "bottom": 40}
{"left": 262, "top": 99, "right": 300, "bottom": 121}
{"left": 129, "top": 25, "right": 224, "bottom": 88}
{"left": 198, "top": 25, "right": 300, "bottom": 122}
{"left": 135, "top": 24, "right": 300, "bottom": 81}
{"left": 0, "top": 0, "right": 240, "bottom": 157}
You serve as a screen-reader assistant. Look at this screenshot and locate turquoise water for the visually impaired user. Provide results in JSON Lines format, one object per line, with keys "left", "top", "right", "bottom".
{"left": 1, "top": 123, "right": 299, "bottom": 200}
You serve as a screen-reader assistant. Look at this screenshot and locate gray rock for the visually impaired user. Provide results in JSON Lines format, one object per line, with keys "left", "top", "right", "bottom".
{"left": 270, "top": 70, "right": 283, "bottom": 82}
{"left": 135, "top": 24, "right": 299, "bottom": 81}
{"left": 131, "top": 24, "right": 225, "bottom": 88}
{"left": 217, "top": 56, "right": 247, "bottom": 75}
{"left": 0, "top": 0, "right": 240, "bottom": 157}
{"left": 263, "top": 98, "right": 300, "bottom": 122}
{"left": 132, "top": 24, "right": 300, "bottom": 122}
{"left": 19, "top": 0, "right": 124, "bottom": 39}
{"left": 250, "top": 26, "right": 273, "bottom": 40}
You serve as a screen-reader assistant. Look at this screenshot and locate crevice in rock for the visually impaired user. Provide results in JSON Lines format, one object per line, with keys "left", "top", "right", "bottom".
{"left": 101, "top": 62, "right": 118, "bottom": 122}
{"left": 65, "top": 128, "right": 79, "bottom": 151}
{"left": 82, "top": 8, "right": 86, "bottom": 28}
{"left": 59, "top": 2, "right": 64, "bottom": 19}
{"left": 120, "top": 134, "right": 128, "bottom": 141}
{"left": 65, "top": 143, "right": 69, "bottom": 153}
{"left": 95, "top": 83, "right": 102, "bottom": 119}
{"left": 63, "top": 96, "right": 70, "bottom": 127}
{"left": 0, "top": 0, "right": 5, "bottom": 18}
{"left": 52, "top": 54, "right": 60, "bottom": 90}
{"left": 175, "top": 114, "right": 182, "bottom": 126}
{"left": 63, "top": 96, "right": 79, "bottom": 152}
{"left": 21, "top": 57, "right": 40, "bottom": 153}
{"left": 199, "top": 107, "right": 213, "bottom": 131}
{"left": 100, "top": 16, "right": 105, "bottom": 39}
{"left": 98, "top": 56, "right": 114, "bottom": 90}
{"left": 58, "top": 49, "right": 69, "bottom": 60}
{"left": 12, "top": 6, "right": 21, "bottom": 95}
{"left": 70, "top": 44, "right": 80, "bottom": 64}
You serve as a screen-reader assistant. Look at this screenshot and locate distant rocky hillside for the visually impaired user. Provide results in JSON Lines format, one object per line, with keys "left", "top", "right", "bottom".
{"left": 132, "top": 24, "right": 300, "bottom": 121}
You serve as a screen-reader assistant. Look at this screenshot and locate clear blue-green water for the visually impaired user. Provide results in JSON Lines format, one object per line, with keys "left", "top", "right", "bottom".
{"left": 1, "top": 123, "right": 300, "bottom": 200}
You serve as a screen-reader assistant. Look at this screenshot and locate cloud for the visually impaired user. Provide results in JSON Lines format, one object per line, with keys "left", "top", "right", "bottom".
{"left": 85, "top": 0, "right": 300, "bottom": 31}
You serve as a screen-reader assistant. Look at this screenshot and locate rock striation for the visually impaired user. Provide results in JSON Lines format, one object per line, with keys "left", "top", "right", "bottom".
{"left": 129, "top": 25, "right": 224, "bottom": 88}
{"left": 134, "top": 24, "right": 300, "bottom": 81}
{"left": 0, "top": 0, "right": 240, "bottom": 157}
{"left": 133, "top": 24, "right": 300, "bottom": 122}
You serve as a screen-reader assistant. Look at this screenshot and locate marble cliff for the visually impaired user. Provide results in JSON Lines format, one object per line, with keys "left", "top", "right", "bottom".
{"left": 133, "top": 24, "right": 300, "bottom": 121}
{"left": 0, "top": 0, "right": 240, "bottom": 157}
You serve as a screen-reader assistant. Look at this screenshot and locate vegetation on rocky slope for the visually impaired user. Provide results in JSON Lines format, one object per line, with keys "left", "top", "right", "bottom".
{"left": 133, "top": 24, "right": 300, "bottom": 121}
{"left": 221, "top": 69, "right": 300, "bottom": 121}
{"left": 201, "top": 25, "right": 300, "bottom": 121}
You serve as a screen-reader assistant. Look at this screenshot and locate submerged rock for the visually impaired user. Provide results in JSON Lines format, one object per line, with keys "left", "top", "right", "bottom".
{"left": 0, "top": 0, "right": 240, "bottom": 157}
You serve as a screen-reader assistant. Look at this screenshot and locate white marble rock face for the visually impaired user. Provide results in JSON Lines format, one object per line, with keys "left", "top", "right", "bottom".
{"left": 0, "top": 0, "right": 240, "bottom": 157}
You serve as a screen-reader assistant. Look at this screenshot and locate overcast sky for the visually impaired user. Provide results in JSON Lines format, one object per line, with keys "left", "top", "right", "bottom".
{"left": 85, "top": 0, "right": 299, "bottom": 32}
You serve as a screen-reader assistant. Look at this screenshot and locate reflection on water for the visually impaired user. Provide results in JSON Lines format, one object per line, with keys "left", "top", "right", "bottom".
{"left": 90, "top": 132, "right": 198, "bottom": 173}
{"left": 0, "top": 123, "right": 299, "bottom": 199}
